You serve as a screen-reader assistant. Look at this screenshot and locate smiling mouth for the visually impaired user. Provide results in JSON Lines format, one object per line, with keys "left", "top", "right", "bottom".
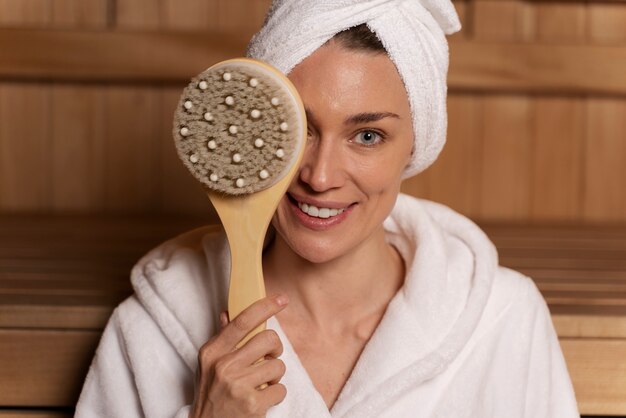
{"left": 297, "top": 202, "right": 346, "bottom": 219}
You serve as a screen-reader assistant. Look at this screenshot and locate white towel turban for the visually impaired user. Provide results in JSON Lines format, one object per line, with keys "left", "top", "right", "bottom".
{"left": 247, "top": 0, "right": 461, "bottom": 178}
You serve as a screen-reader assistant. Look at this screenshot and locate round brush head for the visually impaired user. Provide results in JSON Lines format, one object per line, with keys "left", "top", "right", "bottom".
{"left": 173, "top": 59, "right": 306, "bottom": 195}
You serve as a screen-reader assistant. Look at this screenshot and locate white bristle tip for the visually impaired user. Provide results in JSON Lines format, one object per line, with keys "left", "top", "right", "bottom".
{"left": 232, "top": 153, "right": 241, "bottom": 163}
{"left": 276, "top": 148, "right": 285, "bottom": 158}
{"left": 229, "top": 125, "right": 238, "bottom": 134}
{"left": 249, "top": 78, "right": 258, "bottom": 87}
{"left": 180, "top": 127, "right": 190, "bottom": 137}
{"left": 271, "top": 97, "right": 279, "bottom": 106}
{"left": 250, "top": 109, "right": 261, "bottom": 119}
{"left": 222, "top": 72, "right": 232, "bottom": 81}
{"left": 259, "top": 169, "right": 269, "bottom": 180}
{"left": 183, "top": 100, "right": 193, "bottom": 110}
{"left": 207, "top": 140, "right": 217, "bottom": 150}
{"left": 204, "top": 112, "right": 213, "bottom": 121}
{"left": 236, "top": 178, "right": 245, "bottom": 188}
{"left": 189, "top": 154, "right": 199, "bottom": 163}
{"left": 225, "top": 96, "right": 234, "bottom": 106}
{"left": 209, "top": 173, "right": 218, "bottom": 182}
{"left": 254, "top": 138, "right": 264, "bottom": 148}
{"left": 198, "top": 81, "right": 208, "bottom": 90}
{"left": 280, "top": 122, "right": 288, "bottom": 132}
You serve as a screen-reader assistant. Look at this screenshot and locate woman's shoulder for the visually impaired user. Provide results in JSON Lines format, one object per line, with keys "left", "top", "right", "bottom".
{"left": 393, "top": 194, "right": 549, "bottom": 316}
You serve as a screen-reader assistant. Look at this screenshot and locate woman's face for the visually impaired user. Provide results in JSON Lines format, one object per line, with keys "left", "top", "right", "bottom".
{"left": 272, "top": 41, "right": 414, "bottom": 264}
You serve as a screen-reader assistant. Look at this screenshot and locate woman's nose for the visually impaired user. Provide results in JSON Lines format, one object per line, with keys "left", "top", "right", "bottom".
{"left": 298, "top": 138, "right": 345, "bottom": 192}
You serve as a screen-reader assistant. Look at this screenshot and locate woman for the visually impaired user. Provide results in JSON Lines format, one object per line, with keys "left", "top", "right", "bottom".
{"left": 76, "top": 1, "right": 579, "bottom": 417}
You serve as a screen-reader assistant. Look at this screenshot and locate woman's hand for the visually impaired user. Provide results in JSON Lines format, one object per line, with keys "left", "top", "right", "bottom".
{"left": 190, "top": 294, "right": 289, "bottom": 418}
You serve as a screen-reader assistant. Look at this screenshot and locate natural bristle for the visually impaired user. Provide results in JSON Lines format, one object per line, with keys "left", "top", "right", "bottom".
{"left": 172, "top": 59, "right": 305, "bottom": 195}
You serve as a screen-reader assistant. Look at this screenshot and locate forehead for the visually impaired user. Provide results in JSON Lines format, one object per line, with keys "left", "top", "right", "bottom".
{"left": 287, "top": 42, "right": 410, "bottom": 118}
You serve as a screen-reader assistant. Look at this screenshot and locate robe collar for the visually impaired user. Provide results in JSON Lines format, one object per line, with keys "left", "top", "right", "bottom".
{"left": 266, "top": 194, "right": 497, "bottom": 417}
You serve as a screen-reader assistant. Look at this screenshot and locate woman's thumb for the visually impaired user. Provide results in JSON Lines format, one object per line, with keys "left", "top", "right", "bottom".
{"left": 219, "top": 310, "right": 229, "bottom": 328}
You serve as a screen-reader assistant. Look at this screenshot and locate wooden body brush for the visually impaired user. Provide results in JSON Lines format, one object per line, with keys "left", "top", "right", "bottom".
{"left": 173, "top": 58, "right": 306, "bottom": 348}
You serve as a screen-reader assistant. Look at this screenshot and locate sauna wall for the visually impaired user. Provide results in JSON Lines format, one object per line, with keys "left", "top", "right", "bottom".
{"left": 0, "top": 0, "right": 624, "bottom": 223}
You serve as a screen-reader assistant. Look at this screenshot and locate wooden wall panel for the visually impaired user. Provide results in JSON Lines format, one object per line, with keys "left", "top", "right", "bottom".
{"left": 0, "top": 83, "right": 51, "bottom": 211}
{"left": 161, "top": 0, "right": 215, "bottom": 30}
{"left": 535, "top": 2, "right": 586, "bottom": 43}
{"left": 0, "top": 412, "right": 70, "bottom": 418}
{"left": 582, "top": 1, "right": 626, "bottom": 223}
{"left": 531, "top": 97, "right": 584, "bottom": 221}
{"left": 103, "top": 86, "right": 161, "bottom": 212}
{"left": 589, "top": 2, "right": 626, "bottom": 43}
{"left": 0, "top": 0, "right": 624, "bottom": 222}
{"left": 51, "top": 84, "right": 105, "bottom": 211}
{"left": 480, "top": 96, "right": 532, "bottom": 220}
{"left": 51, "top": 0, "right": 108, "bottom": 29}
{"left": 115, "top": 0, "right": 160, "bottom": 30}
{"left": 214, "top": 0, "right": 271, "bottom": 33}
{"left": 473, "top": 0, "right": 536, "bottom": 41}
{"left": 583, "top": 98, "right": 626, "bottom": 222}
{"left": 402, "top": 94, "right": 483, "bottom": 218}
{"left": 561, "top": 338, "right": 626, "bottom": 415}
{"left": 0, "top": 0, "right": 50, "bottom": 27}
{"left": 0, "top": 329, "right": 99, "bottom": 406}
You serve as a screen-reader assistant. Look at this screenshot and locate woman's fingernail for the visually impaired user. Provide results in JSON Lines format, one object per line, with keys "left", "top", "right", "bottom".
{"left": 275, "top": 294, "right": 289, "bottom": 306}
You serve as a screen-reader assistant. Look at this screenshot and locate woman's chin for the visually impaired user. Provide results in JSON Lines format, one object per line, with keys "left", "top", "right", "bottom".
{"left": 286, "top": 238, "right": 344, "bottom": 264}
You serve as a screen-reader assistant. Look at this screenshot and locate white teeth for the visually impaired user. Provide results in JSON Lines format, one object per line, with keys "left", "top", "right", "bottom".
{"left": 297, "top": 202, "right": 346, "bottom": 218}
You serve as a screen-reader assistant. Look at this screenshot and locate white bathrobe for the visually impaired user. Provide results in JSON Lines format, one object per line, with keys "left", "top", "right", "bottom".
{"left": 75, "top": 194, "right": 579, "bottom": 417}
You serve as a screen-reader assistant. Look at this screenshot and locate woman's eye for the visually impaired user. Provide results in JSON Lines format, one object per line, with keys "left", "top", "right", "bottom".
{"left": 354, "top": 130, "right": 383, "bottom": 146}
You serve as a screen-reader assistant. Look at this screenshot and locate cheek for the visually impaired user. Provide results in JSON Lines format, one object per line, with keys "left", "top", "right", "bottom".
{"left": 350, "top": 159, "right": 404, "bottom": 220}
{"left": 356, "top": 143, "right": 412, "bottom": 192}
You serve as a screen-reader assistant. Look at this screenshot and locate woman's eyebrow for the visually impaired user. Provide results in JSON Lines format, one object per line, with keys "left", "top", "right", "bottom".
{"left": 344, "top": 112, "right": 400, "bottom": 124}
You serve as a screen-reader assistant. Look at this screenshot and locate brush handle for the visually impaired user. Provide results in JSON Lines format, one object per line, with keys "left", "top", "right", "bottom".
{"left": 210, "top": 191, "right": 271, "bottom": 348}
{"left": 210, "top": 149, "right": 301, "bottom": 349}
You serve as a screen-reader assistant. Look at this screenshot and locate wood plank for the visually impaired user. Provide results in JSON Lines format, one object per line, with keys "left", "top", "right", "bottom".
{"left": 1, "top": 29, "right": 625, "bottom": 95}
{"left": 589, "top": 1, "right": 626, "bottom": 43}
{"left": 583, "top": 98, "right": 626, "bottom": 222}
{"left": 161, "top": 0, "right": 215, "bottom": 30}
{"left": 0, "top": 412, "right": 71, "bottom": 418}
{"left": 51, "top": 0, "right": 108, "bottom": 29}
{"left": 535, "top": 1, "right": 586, "bottom": 43}
{"left": 488, "top": 96, "right": 584, "bottom": 223}
{"left": 103, "top": 86, "right": 161, "bottom": 212}
{"left": 0, "top": 303, "right": 114, "bottom": 330}
{"left": 0, "top": 329, "right": 100, "bottom": 406}
{"left": 552, "top": 306, "right": 626, "bottom": 338}
{"left": 0, "top": 28, "right": 251, "bottom": 82}
{"left": 50, "top": 84, "right": 106, "bottom": 211}
{"left": 0, "top": 0, "right": 51, "bottom": 27}
{"left": 560, "top": 338, "right": 626, "bottom": 415}
{"left": 448, "top": 40, "right": 626, "bottom": 95}
{"left": 402, "top": 94, "right": 482, "bottom": 218}
{"left": 214, "top": 0, "right": 270, "bottom": 32}
{"left": 115, "top": 0, "right": 160, "bottom": 30}
{"left": 0, "top": 83, "right": 52, "bottom": 211}
{"left": 473, "top": 0, "right": 536, "bottom": 42}
{"left": 479, "top": 95, "right": 532, "bottom": 220}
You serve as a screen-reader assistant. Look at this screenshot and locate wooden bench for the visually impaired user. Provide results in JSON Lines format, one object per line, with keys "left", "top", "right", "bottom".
{"left": 1, "top": 216, "right": 625, "bottom": 417}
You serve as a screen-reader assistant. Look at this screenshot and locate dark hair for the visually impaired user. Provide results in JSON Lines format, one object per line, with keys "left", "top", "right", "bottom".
{"left": 331, "top": 24, "right": 386, "bottom": 53}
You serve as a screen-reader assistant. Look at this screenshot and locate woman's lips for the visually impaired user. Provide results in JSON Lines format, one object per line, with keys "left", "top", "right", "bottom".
{"left": 286, "top": 194, "right": 354, "bottom": 231}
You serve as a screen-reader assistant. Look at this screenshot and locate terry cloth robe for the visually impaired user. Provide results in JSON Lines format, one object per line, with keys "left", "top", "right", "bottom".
{"left": 75, "top": 194, "right": 579, "bottom": 418}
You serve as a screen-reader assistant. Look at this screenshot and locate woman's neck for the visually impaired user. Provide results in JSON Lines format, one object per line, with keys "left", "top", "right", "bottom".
{"left": 262, "top": 227, "right": 405, "bottom": 336}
